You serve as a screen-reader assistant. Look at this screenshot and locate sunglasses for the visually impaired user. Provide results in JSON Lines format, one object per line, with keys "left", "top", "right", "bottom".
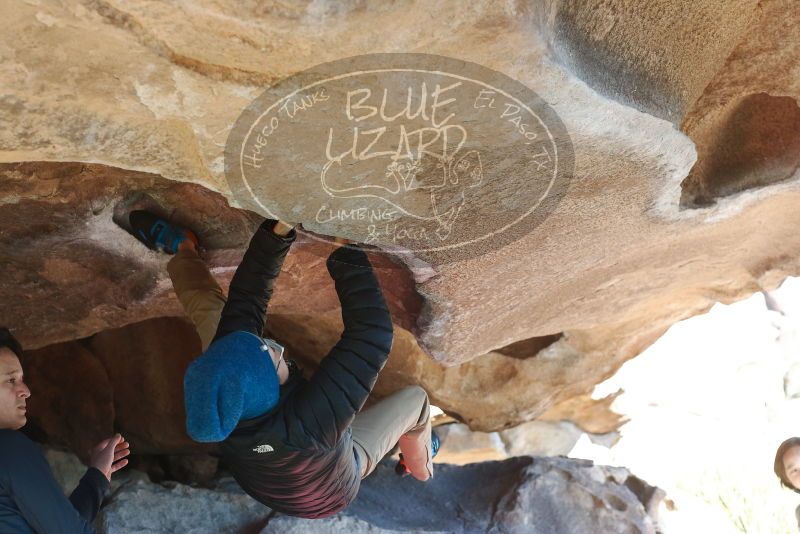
{"left": 261, "top": 338, "right": 285, "bottom": 371}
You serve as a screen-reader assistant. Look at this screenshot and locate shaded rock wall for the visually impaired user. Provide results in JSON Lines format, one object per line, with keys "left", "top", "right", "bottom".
{"left": 0, "top": 162, "right": 422, "bottom": 348}
{"left": 22, "top": 317, "right": 205, "bottom": 457}
{"left": 681, "top": 93, "right": 800, "bottom": 207}
{"left": 23, "top": 341, "right": 114, "bottom": 459}
{"left": 680, "top": 0, "right": 800, "bottom": 203}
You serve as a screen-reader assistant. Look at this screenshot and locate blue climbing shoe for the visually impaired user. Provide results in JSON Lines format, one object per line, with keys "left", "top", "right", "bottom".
{"left": 129, "top": 210, "right": 198, "bottom": 254}
{"left": 431, "top": 431, "right": 441, "bottom": 458}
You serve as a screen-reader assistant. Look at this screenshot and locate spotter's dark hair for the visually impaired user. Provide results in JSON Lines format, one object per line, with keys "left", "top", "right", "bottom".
{"left": 0, "top": 328, "right": 23, "bottom": 362}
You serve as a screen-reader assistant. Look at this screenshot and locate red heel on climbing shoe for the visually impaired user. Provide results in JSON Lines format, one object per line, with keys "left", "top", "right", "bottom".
{"left": 394, "top": 431, "right": 440, "bottom": 477}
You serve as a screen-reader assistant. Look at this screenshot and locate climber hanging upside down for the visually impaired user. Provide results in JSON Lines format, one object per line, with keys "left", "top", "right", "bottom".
{"left": 126, "top": 210, "right": 439, "bottom": 519}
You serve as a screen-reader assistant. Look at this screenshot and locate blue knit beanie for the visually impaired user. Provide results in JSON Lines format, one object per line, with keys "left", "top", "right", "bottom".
{"left": 184, "top": 331, "right": 280, "bottom": 442}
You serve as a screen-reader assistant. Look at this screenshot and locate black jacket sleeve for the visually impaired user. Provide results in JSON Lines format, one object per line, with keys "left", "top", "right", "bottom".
{"left": 213, "top": 218, "right": 296, "bottom": 343}
{"left": 290, "top": 244, "right": 394, "bottom": 448}
{"left": 0, "top": 431, "right": 106, "bottom": 533}
{"left": 68, "top": 468, "right": 109, "bottom": 523}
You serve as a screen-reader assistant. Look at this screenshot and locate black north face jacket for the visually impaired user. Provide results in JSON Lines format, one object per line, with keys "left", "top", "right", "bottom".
{"left": 214, "top": 220, "right": 394, "bottom": 518}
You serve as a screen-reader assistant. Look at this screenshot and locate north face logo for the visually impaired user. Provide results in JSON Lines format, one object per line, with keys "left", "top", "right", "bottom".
{"left": 253, "top": 444, "right": 274, "bottom": 454}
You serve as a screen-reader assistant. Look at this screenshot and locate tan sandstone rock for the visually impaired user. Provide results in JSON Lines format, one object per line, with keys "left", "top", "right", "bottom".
{"left": 1, "top": 0, "right": 799, "bottom": 435}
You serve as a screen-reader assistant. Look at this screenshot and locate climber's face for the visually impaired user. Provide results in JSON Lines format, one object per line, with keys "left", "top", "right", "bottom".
{"left": 783, "top": 445, "right": 800, "bottom": 490}
{"left": 0, "top": 348, "right": 30, "bottom": 430}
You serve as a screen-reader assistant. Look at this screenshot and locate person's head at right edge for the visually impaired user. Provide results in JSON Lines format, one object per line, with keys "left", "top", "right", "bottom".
{"left": 775, "top": 437, "right": 800, "bottom": 493}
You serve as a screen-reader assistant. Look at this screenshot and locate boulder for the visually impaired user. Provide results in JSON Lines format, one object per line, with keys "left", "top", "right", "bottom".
{"left": 97, "top": 457, "right": 662, "bottom": 534}
{"left": 97, "top": 478, "right": 271, "bottom": 534}
{"left": 2, "top": 0, "right": 799, "bottom": 449}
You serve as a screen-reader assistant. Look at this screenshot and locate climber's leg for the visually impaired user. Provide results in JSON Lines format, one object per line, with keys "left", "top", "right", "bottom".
{"left": 351, "top": 385, "right": 434, "bottom": 481}
{"left": 127, "top": 209, "right": 224, "bottom": 351}
{"left": 166, "top": 241, "right": 226, "bottom": 352}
